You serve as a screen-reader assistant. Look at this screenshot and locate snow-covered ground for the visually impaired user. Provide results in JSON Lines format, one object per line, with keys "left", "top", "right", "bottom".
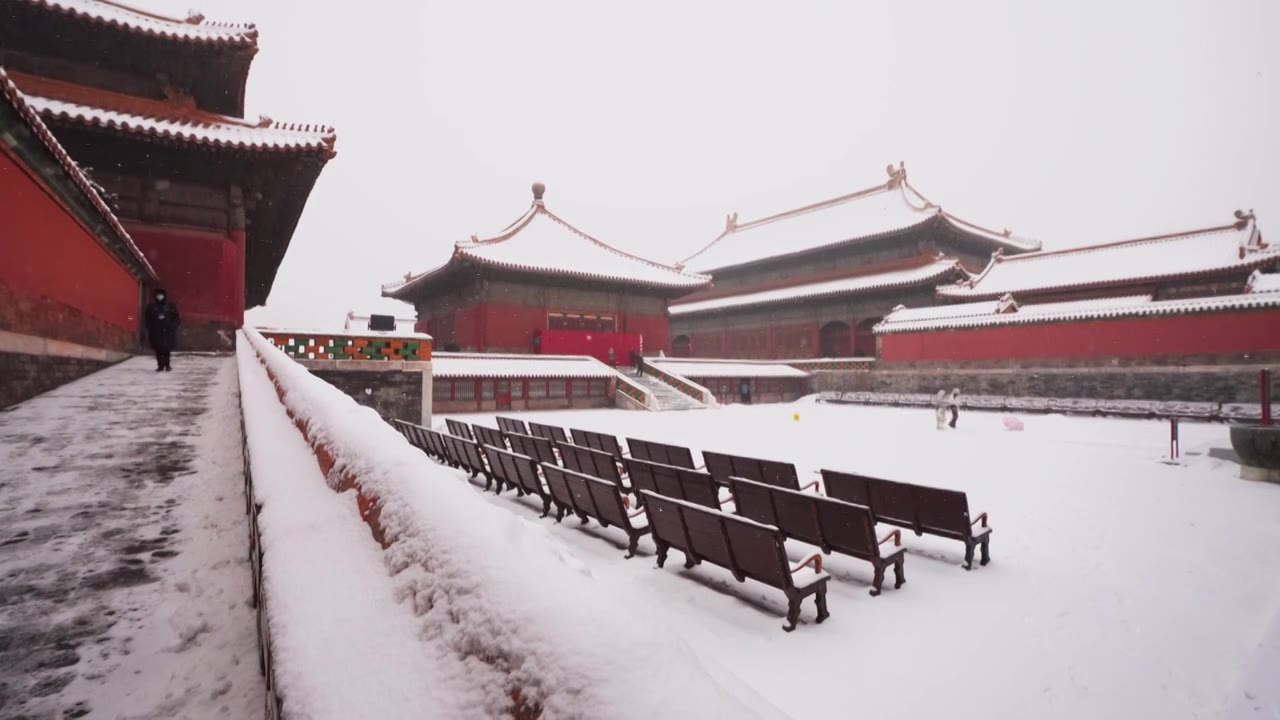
{"left": 438, "top": 401, "right": 1280, "bottom": 719}
{"left": 0, "top": 356, "right": 263, "bottom": 719}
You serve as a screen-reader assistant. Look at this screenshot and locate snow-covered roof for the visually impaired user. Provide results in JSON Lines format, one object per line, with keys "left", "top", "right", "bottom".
{"left": 18, "top": 0, "right": 258, "bottom": 46}
{"left": 257, "top": 327, "right": 433, "bottom": 341}
{"left": 432, "top": 353, "right": 618, "bottom": 379}
{"left": 669, "top": 258, "right": 964, "bottom": 316}
{"left": 384, "top": 184, "right": 710, "bottom": 297}
{"left": 1247, "top": 270, "right": 1280, "bottom": 294}
{"left": 26, "top": 93, "right": 336, "bottom": 155}
{"left": 938, "top": 214, "right": 1274, "bottom": 300}
{"left": 650, "top": 358, "right": 810, "bottom": 379}
{"left": 876, "top": 292, "right": 1280, "bottom": 334}
{"left": 679, "top": 163, "right": 1039, "bottom": 273}
{"left": 0, "top": 69, "right": 158, "bottom": 282}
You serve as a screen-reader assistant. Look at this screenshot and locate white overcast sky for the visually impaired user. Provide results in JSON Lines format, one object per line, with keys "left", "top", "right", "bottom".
{"left": 138, "top": 0, "right": 1278, "bottom": 328}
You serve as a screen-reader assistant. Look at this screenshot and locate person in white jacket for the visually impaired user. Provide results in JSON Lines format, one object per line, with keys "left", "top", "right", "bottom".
{"left": 948, "top": 388, "right": 961, "bottom": 428}
{"left": 934, "top": 390, "right": 948, "bottom": 430}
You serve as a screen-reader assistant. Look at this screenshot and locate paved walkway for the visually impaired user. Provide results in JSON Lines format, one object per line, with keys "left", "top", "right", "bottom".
{"left": 0, "top": 356, "right": 263, "bottom": 719}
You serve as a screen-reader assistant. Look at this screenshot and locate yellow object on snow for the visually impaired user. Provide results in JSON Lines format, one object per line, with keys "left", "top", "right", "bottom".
{"left": 793, "top": 413, "right": 800, "bottom": 422}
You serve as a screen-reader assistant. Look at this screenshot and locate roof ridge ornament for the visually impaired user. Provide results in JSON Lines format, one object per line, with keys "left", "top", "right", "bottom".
{"left": 885, "top": 161, "right": 907, "bottom": 188}
{"left": 1234, "top": 208, "right": 1256, "bottom": 228}
{"left": 996, "top": 293, "right": 1019, "bottom": 314}
{"left": 532, "top": 181, "right": 546, "bottom": 206}
{"left": 992, "top": 247, "right": 1005, "bottom": 262}
{"left": 186, "top": 9, "right": 206, "bottom": 24}
{"left": 725, "top": 212, "right": 738, "bottom": 232}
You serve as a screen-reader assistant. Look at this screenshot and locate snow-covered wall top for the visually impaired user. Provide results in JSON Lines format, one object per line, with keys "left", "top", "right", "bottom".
{"left": 258, "top": 328, "right": 432, "bottom": 361}
{"left": 240, "top": 329, "right": 774, "bottom": 718}
{"left": 652, "top": 358, "right": 811, "bottom": 379}
{"left": 432, "top": 352, "right": 617, "bottom": 378}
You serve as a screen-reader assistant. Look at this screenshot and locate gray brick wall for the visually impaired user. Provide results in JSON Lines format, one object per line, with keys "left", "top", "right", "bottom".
{"left": 0, "top": 352, "right": 113, "bottom": 409}
{"left": 312, "top": 369, "right": 423, "bottom": 423}
{"left": 812, "top": 366, "right": 1280, "bottom": 404}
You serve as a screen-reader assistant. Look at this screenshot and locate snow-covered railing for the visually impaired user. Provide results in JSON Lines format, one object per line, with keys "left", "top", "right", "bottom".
{"left": 642, "top": 361, "right": 716, "bottom": 406}
{"left": 612, "top": 369, "right": 658, "bottom": 410}
{"left": 239, "top": 328, "right": 763, "bottom": 718}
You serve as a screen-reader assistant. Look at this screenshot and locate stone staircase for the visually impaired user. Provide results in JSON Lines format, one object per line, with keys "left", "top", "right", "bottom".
{"left": 630, "top": 372, "right": 707, "bottom": 411}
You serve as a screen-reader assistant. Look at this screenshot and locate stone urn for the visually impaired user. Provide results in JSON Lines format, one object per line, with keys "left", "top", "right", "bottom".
{"left": 1230, "top": 422, "right": 1280, "bottom": 483}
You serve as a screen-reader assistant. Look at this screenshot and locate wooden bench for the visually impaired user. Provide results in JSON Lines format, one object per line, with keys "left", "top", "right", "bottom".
{"left": 623, "top": 458, "right": 721, "bottom": 510}
{"left": 556, "top": 441, "right": 627, "bottom": 492}
{"left": 703, "top": 451, "right": 812, "bottom": 492}
{"left": 642, "top": 490, "right": 831, "bottom": 632}
{"left": 540, "top": 464, "right": 651, "bottom": 558}
{"left": 730, "top": 477, "right": 905, "bottom": 596}
{"left": 570, "top": 428, "right": 626, "bottom": 460}
{"left": 496, "top": 416, "right": 529, "bottom": 435}
{"left": 821, "top": 469, "right": 992, "bottom": 570}
{"left": 472, "top": 424, "right": 508, "bottom": 450}
{"left": 446, "top": 418, "right": 475, "bottom": 440}
{"left": 446, "top": 435, "right": 492, "bottom": 487}
{"left": 481, "top": 445, "right": 555, "bottom": 516}
{"left": 528, "top": 421, "right": 570, "bottom": 444}
{"left": 627, "top": 437, "right": 697, "bottom": 469}
{"left": 507, "top": 432, "right": 559, "bottom": 466}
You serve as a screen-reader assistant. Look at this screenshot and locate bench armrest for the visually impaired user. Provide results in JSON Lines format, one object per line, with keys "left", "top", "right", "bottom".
{"left": 971, "top": 512, "right": 989, "bottom": 528}
{"left": 628, "top": 507, "right": 647, "bottom": 519}
{"left": 878, "top": 529, "right": 902, "bottom": 547}
{"left": 790, "top": 552, "right": 824, "bottom": 575}
{"left": 798, "top": 479, "right": 821, "bottom": 494}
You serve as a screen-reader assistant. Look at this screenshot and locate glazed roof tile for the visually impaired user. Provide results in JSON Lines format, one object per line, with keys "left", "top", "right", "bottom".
{"left": 384, "top": 189, "right": 710, "bottom": 297}
{"left": 668, "top": 258, "right": 964, "bottom": 316}
{"left": 938, "top": 215, "right": 1273, "bottom": 300}
{"left": 0, "top": 69, "right": 157, "bottom": 281}
{"left": 20, "top": 0, "right": 258, "bottom": 46}
{"left": 679, "top": 164, "right": 1039, "bottom": 273}
{"left": 26, "top": 93, "right": 336, "bottom": 155}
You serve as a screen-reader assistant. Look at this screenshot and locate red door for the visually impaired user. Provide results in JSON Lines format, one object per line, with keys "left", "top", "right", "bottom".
{"left": 496, "top": 380, "right": 512, "bottom": 410}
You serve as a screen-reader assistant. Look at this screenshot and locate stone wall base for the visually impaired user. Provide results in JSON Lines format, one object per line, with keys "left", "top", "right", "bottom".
{"left": 1242, "top": 466, "right": 1280, "bottom": 484}
{"left": 812, "top": 365, "right": 1278, "bottom": 404}
{"left": 0, "top": 351, "right": 114, "bottom": 409}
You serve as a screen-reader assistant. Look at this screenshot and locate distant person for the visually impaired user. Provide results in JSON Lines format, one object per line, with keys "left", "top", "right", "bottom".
{"left": 635, "top": 353, "right": 647, "bottom": 377}
{"left": 628, "top": 349, "right": 638, "bottom": 367}
{"left": 948, "top": 388, "right": 961, "bottom": 428}
{"left": 608, "top": 347, "right": 617, "bottom": 367}
{"left": 144, "top": 288, "right": 180, "bottom": 372}
{"left": 934, "top": 389, "right": 948, "bottom": 430}
{"left": 739, "top": 380, "right": 751, "bottom": 404}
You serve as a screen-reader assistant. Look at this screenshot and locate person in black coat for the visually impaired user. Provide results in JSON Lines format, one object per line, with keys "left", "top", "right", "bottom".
{"left": 144, "top": 288, "right": 180, "bottom": 371}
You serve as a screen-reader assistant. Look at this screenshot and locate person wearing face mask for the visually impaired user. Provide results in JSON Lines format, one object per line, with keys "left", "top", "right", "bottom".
{"left": 144, "top": 288, "right": 181, "bottom": 372}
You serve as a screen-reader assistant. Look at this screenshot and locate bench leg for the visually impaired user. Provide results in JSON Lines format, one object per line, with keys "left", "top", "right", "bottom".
{"left": 539, "top": 496, "right": 552, "bottom": 518}
{"left": 655, "top": 541, "right": 669, "bottom": 568}
{"left": 554, "top": 505, "right": 565, "bottom": 523}
{"left": 625, "top": 534, "right": 639, "bottom": 559}
{"left": 963, "top": 538, "right": 975, "bottom": 570}
{"left": 784, "top": 594, "right": 802, "bottom": 633}
{"left": 980, "top": 536, "right": 991, "bottom": 566}
{"left": 870, "top": 562, "right": 885, "bottom": 597}
{"left": 815, "top": 585, "right": 830, "bottom": 624}
{"left": 683, "top": 552, "right": 697, "bottom": 570}
{"left": 577, "top": 512, "right": 589, "bottom": 525}
{"left": 894, "top": 556, "right": 906, "bottom": 589}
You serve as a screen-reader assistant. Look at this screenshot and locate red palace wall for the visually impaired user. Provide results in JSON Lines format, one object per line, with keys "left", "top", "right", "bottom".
{"left": 126, "top": 225, "right": 244, "bottom": 332}
{"left": 0, "top": 150, "right": 141, "bottom": 350}
{"left": 879, "top": 311, "right": 1280, "bottom": 363}
{"left": 683, "top": 323, "right": 818, "bottom": 360}
{"left": 432, "top": 302, "right": 671, "bottom": 356}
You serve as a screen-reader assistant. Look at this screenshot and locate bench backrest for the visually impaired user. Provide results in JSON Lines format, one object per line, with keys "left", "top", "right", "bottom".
{"left": 702, "top": 451, "right": 799, "bottom": 490}
{"left": 821, "top": 469, "right": 974, "bottom": 539}
{"left": 623, "top": 458, "right": 719, "bottom": 509}
{"left": 496, "top": 416, "right": 529, "bottom": 435}
{"left": 730, "top": 477, "right": 878, "bottom": 560}
{"left": 570, "top": 428, "right": 624, "bottom": 459}
{"left": 460, "top": 437, "right": 489, "bottom": 475}
{"left": 626, "top": 437, "right": 696, "bottom": 469}
{"left": 472, "top": 424, "right": 508, "bottom": 450}
{"left": 507, "top": 432, "right": 559, "bottom": 466}
{"left": 528, "top": 421, "right": 570, "bottom": 445}
{"left": 484, "top": 445, "right": 545, "bottom": 497}
{"left": 445, "top": 419, "right": 475, "bottom": 440}
{"left": 407, "top": 423, "right": 430, "bottom": 453}
{"left": 430, "top": 430, "right": 451, "bottom": 461}
{"left": 556, "top": 442, "right": 624, "bottom": 489}
{"left": 539, "top": 463, "right": 578, "bottom": 515}
{"left": 641, "top": 490, "right": 792, "bottom": 591}
{"left": 441, "top": 433, "right": 463, "bottom": 465}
